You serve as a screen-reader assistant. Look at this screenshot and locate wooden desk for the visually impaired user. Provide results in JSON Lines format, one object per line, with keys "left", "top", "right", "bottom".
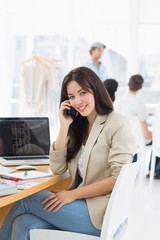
{"left": 0, "top": 165, "right": 70, "bottom": 226}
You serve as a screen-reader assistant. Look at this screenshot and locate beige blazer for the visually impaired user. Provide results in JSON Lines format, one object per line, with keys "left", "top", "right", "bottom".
{"left": 50, "top": 111, "right": 136, "bottom": 229}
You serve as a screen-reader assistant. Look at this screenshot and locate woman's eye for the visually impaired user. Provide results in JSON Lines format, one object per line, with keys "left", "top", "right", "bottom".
{"left": 81, "top": 91, "right": 87, "bottom": 95}
{"left": 68, "top": 96, "right": 74, "bottom": 100}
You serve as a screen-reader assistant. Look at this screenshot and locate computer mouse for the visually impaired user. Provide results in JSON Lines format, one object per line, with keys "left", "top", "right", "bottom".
{"left": 16, "top": 165, "right": 37, "bottom": 171}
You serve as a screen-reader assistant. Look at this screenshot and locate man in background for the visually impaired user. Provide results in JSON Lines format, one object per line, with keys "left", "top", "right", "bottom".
{"left": 114, "top": 74, "right": 152, "bottom": 162}
{"left": 84, "top": 42, "right": 107, "bottom": 81}
{"left": 115, "top": 74, "right": 152, "bottom": 143}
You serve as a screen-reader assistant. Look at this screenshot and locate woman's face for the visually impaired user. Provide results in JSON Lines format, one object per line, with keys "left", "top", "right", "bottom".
{"left": 66, "top": 80, "right": 97, "bottom": 120}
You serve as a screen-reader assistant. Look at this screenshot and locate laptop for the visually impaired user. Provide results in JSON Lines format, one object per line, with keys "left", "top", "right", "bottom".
{"left": 0, "top": 117, "right": 51, "bottom": 166}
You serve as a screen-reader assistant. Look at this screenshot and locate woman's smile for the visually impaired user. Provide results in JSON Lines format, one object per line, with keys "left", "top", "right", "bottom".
{"left": 77, "top": 105, "right": 87, "bottom": 113}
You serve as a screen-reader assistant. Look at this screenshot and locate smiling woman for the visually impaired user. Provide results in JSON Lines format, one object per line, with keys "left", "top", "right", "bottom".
{"left": 0, "top": 66, "right": 136, "bottom": 240}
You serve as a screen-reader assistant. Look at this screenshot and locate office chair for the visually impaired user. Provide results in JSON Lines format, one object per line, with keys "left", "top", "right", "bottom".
{"left": 129, "top": 116, "right": 148, "bottom": 182}
{"left": 30, "top": 162, "right": 140, "bottom": 240}
{"left": 129, "top": 116, "right": 146, "bottom": 157}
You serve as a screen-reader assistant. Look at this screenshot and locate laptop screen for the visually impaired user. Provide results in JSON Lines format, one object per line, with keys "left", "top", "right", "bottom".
{"left": 0, "top": 117, "right": 50, "bottom": 157}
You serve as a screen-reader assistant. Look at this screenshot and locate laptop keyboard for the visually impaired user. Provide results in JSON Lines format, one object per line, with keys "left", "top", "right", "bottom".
{"left": 4, "top": 156, "right": 49, "bottom": 160}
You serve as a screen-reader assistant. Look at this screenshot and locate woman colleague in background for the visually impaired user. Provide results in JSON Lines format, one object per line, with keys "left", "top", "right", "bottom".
{"left": 0, "top": 67, "right": 136, "bottom": 240}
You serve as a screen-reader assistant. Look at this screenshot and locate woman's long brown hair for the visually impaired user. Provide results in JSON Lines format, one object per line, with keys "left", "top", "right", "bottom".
{"left": 60, "top": 66, "right": 113, "bottom": 161}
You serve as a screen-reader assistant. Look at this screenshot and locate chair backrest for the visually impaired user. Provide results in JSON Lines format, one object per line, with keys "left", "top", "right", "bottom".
{"left": 129, "top": 116, "right": 146, "bottom": 156}
{"left": 100, "top": 162, "right": 140, "bottom": 240}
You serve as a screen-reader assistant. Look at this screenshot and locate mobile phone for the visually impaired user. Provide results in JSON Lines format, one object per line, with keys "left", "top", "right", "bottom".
{"left": 66, "top": 107, "right": 77, "bottom": 119}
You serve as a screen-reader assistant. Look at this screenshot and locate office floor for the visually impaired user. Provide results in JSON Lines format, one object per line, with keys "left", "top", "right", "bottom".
{"left": 127, "top": 166, "right": 160, "bottom": 239}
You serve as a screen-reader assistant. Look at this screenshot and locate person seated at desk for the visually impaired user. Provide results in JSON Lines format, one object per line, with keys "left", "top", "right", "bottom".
{"left": 114, "top": 74, "right": 152, "bottom": 162}
{"left": 0, "top": 67, "right": 136, "bottom": 240}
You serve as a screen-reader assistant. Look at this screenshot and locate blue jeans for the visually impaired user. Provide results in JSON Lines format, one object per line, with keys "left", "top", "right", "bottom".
{"left": 0, "top": 190, "right": 101, "bottom": 240}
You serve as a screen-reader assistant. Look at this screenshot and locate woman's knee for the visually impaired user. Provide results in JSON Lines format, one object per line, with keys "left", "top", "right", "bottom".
{"left": 13, "top": 213, "right": 54, "bottom": 229}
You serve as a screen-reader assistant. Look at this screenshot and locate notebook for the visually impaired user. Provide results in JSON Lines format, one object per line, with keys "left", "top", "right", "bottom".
{"left": 0, "top": 117, "right": 51, "bottom": 166}
{"left": 1, "top": 170, "right": 53, "bottom": 180}
{"left": 0, "top": 180, "right": 18, "bottom": 196}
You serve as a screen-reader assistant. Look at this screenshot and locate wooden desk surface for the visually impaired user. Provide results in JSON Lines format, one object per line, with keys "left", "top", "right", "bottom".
{"left": 0, "top": 165, "right": 70, "bottom": 208}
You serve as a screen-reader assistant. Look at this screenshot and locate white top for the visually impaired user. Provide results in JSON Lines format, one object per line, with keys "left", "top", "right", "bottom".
{"left": 114, "top": 92, "right": 147, "bottom": 121}
{"left": 114, "top": 92, "right": 148, "bottom": 147}
{"left": 77, "top": 145, "right": 85, "bottom": 179}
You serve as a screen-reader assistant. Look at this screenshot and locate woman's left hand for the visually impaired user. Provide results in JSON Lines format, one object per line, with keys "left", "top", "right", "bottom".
{"left": 41, "top": 190, "right": 75, "bottom": 212}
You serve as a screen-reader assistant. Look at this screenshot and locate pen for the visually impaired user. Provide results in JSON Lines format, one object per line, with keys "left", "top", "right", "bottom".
{"left": 1, "top": 174, "right": 20, "bottom": 182}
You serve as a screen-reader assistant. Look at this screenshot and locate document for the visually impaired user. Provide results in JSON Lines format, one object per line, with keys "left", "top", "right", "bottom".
{"left": 1, "top": 170, "right": 53, "bottom": 180}
{"left": 0, "top": 166, "right": 15, "bottom": 175}
{"left": 0, "top": 179, "right": 39, "bottom": 190}
{"left": 0, "top": 180, "right": 18, "bottom": 196}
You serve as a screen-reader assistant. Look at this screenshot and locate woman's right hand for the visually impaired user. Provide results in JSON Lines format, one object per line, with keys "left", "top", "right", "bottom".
{"left": 58, "top": 100, "right": 73, "bottom": 127}
{"left": 42, "top": 190, "right": 76, "bottom": 212}
{"left": 53, "top": 100, "right": 73, "bottom": 150}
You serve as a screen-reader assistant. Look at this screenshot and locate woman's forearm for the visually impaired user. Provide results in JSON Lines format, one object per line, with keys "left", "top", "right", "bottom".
{"left": 71, "top": 177, "right": 116, "bottom": 199}
{"left": 54, "top": 126, "right": 69, "bottom": 150}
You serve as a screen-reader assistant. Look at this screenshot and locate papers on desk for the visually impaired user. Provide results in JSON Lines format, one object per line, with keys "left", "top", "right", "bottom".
{"left": 15, "top": 181, "right": 39, "bottom": 189}
{"left": 0, "top": 179, "right": 39, "bottom": 191}
{"left": 0, "top": 180, "right": 18, "bottom": 196}
{"left": 1, "top": 170, "right": 53, "bottom": 180}
{"left": 0, "top": 166, "right": 15, "bottom": 175}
